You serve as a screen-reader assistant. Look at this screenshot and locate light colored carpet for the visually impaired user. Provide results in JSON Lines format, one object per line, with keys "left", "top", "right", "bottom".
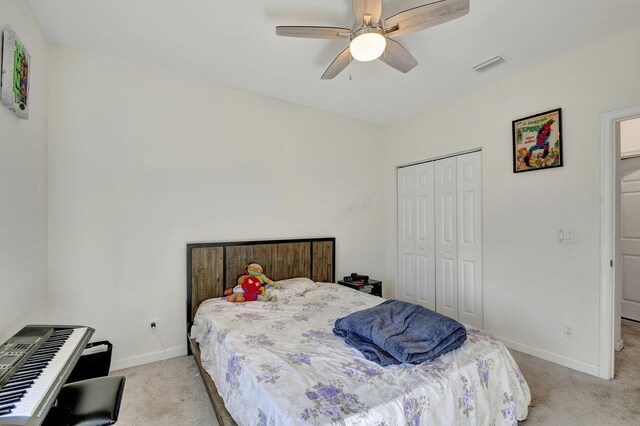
{"left": 111, "top": 320, "right": 640, "bottom": 425}
{"left": 111, "top": 356, "right": 218, "bottom": 425}
{"left": 510, "top": 319, "right": 640, "bottom": 425}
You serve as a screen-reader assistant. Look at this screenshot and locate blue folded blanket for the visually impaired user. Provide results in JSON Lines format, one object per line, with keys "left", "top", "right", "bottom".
{"left": 333, "top": 300, "right": 467, "bottom": 366}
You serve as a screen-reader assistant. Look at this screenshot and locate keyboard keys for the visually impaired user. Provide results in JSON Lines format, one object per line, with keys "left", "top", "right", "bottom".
{"left": 0, "top": 327, "right": 87, "bottom": 419}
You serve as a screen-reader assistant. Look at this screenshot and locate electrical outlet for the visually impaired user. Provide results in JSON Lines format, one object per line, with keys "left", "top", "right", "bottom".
{"left": 148, "top": 319, "right": 158, "bottom": 333}
{"left": 558, "top": 230, "right": 574, "bottom": 243}
{"left": 563, "top": 323, "right": 574, "bottom": 339}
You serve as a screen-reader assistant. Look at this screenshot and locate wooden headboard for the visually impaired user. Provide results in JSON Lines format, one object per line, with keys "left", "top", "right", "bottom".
{"left": 186, "top": 237, "right": 335, "bottom": 328}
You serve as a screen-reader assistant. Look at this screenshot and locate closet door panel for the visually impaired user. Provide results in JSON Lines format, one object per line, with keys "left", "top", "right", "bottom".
{"left": 435, "top": 157, "right": 458, "bottom": 320}
{"left": 414, "top": 162, "right": 436, "bottom": 310}
{"left": 397, "top": 167, "right": 416, "bottom": 302}
{"left": 441, "top": 257, "right": 456, "bottom": 309}
{"left": 398, "top": 151, "right": 483, "bottom": 325}
{"left": 399, "top": 254, "right": 414, "bottom": 300}
{"left": 456, "top": 152, "right": 483, "bottom": 328}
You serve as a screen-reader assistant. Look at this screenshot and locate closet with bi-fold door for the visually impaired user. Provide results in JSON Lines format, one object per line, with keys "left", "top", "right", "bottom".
{"left": 397, "top": 151, "right": 483, "bottom": 328}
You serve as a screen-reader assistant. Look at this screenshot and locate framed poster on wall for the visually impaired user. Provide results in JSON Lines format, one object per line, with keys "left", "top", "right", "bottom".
{"left": 1, "top": 28, "right": 31, "bottom": 119}
{"left": 512, "top": 108, "right": 562, "bottom": 173}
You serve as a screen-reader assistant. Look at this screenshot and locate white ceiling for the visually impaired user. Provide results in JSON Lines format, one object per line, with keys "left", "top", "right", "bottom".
{"left": 28, "top": 0, "right": 640, "bottom": 125}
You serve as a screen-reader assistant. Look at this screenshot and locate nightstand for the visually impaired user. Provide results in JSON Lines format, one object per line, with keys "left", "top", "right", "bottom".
{"left": 337, "top": 279, "right": 382, "bottom": 297}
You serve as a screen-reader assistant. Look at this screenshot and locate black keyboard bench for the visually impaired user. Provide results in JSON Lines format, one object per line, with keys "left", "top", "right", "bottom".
{"left": 43, "top": 376, "right": 125, "bottom": 426}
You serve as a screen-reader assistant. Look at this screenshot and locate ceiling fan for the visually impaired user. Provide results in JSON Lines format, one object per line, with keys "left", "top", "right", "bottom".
{"left": 276, "top": 0, "right": 470, "bottom": 79}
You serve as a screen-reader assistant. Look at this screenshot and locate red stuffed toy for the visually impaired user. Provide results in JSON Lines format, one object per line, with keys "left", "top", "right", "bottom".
{"left": 239, "top": 276, "right": 263, "bottom": 301}
{"left": 224, "top": 275, "right": 265, "bottom": 302}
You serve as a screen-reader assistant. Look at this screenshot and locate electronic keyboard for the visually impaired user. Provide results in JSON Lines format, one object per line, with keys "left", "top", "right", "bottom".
{"left": 0, "top": 325, "right": 94, "bottom": 426}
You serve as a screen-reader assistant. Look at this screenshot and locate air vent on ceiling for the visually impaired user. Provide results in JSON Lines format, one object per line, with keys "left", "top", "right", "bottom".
{"left": 472, "top": 56, "right": 505, "bottom": 73}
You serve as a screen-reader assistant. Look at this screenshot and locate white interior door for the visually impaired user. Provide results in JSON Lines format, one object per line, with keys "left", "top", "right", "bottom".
{"left": 435, "top": 157, "right": 458, "bottom": 320}
{"left": 398, "top": 166, "right": 416, "bottom": 302}
{"left": 621, "top": 156, "right": 640, "bottom": 321}
{"left": 456, "top": 152, "right": 483, "bottom": 328}
{"left": 414, "top": 162, "right": 436, "bottom": 310}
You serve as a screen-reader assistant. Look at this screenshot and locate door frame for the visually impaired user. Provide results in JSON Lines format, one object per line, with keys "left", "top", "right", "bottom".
{"left": 599, "top": 104, "right": 640, "bottom": 379}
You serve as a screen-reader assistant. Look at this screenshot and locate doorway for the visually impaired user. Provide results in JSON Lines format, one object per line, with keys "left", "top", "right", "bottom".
{"left": 615, "top": 118, "right": 640, "bottom": 351}
{"left": 618, "top": 118, "right": 640, "bottom": 329}
{"left": 599, "top": 106, "right": 640, "bottom": 380}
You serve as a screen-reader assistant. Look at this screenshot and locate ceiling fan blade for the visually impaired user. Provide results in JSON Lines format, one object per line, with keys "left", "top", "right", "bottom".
{"left": 384, "top": 0, "right": 469, "bottom": 38}
{"left": 379, "top": 39, "right": 418, "bottom": 73}
{"left": 353, "top": 0, "right": 383, "bottom": 24}
{"left": 321, "top": 47, "right": 352, "bottom": 80}
{"left": 276, "top": 26, "right": 350, "bottom": 39}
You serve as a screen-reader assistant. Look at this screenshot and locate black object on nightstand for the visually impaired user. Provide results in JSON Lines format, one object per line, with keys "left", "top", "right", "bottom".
{"left": 338, "top": 278, "right": 382, "bottom": 297}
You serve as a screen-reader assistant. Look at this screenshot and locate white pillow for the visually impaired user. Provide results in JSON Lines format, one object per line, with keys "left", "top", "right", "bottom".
{"left": 274, "top": 277, "right": 318, "bottom": 294}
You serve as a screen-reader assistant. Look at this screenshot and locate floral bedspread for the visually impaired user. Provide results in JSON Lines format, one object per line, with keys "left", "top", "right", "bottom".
{"left": 191, "top": 283, "right": 531, "bottom": 426}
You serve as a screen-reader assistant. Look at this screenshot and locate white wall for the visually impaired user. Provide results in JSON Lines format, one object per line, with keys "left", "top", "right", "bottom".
{"left": 621, "top": 117, "right": 640, "bottom": 158}
{"left": 381, "top": 28, "right": 640, "bottom": 375}
{"left": 0, "top": 0, "right": 48, "bottom": 342}
{"left": 47, "top": 44, "right": 385, "bottom": 369}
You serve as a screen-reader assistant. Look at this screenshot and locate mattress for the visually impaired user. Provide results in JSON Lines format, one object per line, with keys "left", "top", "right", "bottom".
{"left": 191, "top": 283, "right": 530, "bottom": 425}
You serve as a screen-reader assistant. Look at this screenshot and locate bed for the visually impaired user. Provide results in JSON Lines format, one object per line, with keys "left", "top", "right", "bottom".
{"left": 186, "top": 238, "right": 531, "bottom": 425}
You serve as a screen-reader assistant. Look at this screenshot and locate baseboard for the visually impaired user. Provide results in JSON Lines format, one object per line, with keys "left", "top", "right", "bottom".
{"left": 615, "top": 339, "right": 624, "bottom": 352}
{"left": 110, "top": 345, "right": 187, "bottom": 371}
{"left": 498, "top": 335, "right": 599, "bottom": 377}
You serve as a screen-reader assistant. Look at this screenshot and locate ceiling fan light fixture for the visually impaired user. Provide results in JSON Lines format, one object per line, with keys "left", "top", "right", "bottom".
{"left": 350, "top": 28, "right": 386, "bottom": 62}
{"left": 276, "top": 0, "right": 471, "bottom": 79}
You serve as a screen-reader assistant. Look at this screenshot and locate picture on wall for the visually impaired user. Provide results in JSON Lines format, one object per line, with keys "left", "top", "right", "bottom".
{"left": 512, "top": 108, "right": 562, "bottom": 173}
{"left": 1, "top": 28, "right": 31, "bottom": 119}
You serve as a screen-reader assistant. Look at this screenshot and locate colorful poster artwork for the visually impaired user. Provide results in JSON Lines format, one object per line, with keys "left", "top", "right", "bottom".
{"left": 512, "top": 108, "right": 562, "bottom": 173}
{"left": 1, "top": 29, "right": 31, "bottom": 119}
